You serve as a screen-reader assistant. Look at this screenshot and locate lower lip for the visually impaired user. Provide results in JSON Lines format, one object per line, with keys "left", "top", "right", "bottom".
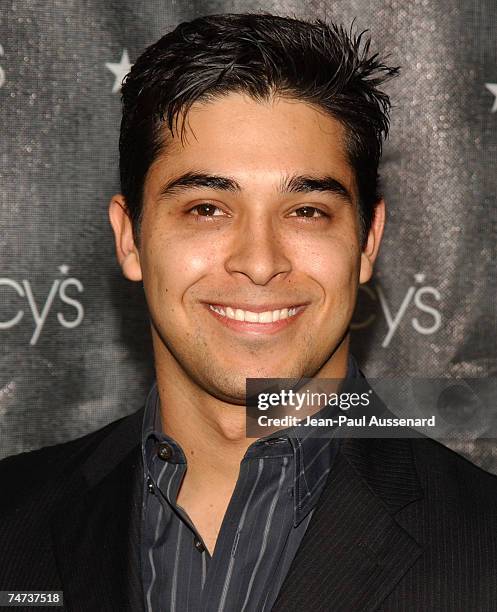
{"left": 205, "top": 304, "right": 307, "bottom": 335}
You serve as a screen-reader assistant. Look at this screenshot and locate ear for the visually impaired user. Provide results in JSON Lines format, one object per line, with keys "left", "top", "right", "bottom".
{"left": 108, "top": 194, "right": 142, "bottom": 281}
{"left": 359, "top": 198, "right": 386, "bottom": 284}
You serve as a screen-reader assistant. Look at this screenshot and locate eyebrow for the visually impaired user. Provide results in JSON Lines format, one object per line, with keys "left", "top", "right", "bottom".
{"left": 158, "top": 171, "right": 353, "bottom": 205}
{"left": 159, "top": 172, "right": 240, "bottom": 198}
{"left": 281, "top": 173, "right": 353, "bottom": 205}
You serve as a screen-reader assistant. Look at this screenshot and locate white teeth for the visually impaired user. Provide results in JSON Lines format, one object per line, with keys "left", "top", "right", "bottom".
{"left": 210, "top": 305, "right": 225, "bottom": 316}
{"left": 209, "top": 304, "right": 300, "bottom": 323}
{"left": 258, "top": 311, "right": 273, "bottom": 323}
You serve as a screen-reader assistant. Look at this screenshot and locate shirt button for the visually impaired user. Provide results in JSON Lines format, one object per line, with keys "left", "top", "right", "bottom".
{"left": 147, "top": 477, "right": 155, "bottom": 495}
{"left": 194, "top": 537, "right": 205, "bottom": 553}
{"left": 157, "top": 442, "right": 173, "bottom": 461}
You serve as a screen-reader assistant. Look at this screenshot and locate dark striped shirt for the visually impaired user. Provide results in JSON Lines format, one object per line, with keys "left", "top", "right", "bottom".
{"left": 140, "top": 355, "right": 359, "bottom": 611}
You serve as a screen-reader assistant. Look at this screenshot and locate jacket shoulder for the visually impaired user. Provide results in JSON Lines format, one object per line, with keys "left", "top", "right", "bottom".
{"left": 412, "top": 435, "right": 497, "bottom": 484}
{"left": 410, "top": 436, "right": 497, "bottom": 515}
{"left": 0, "top": 408, "right": 142, "bottom": 513}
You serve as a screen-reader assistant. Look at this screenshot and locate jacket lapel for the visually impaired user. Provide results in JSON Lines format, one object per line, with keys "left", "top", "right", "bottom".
{"left": 50, "top": 408, "right": 145, "bottom": 612}
{"left": 272, "top": 437, "right": 424, "bottom": 612}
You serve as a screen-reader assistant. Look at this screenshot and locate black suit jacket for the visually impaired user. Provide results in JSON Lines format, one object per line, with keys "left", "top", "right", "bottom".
{"left": 0, "top": 405, "right": 496, "bottom": 611}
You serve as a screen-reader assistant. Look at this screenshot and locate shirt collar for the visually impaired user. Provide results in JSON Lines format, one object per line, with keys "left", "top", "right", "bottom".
{"left": 141, "top": 354, "right": 361, "bottom": 526}
{"left": 141, "top": 384, "right": 186, "bottom": 472}
{"left": 259, "top": 353, "right": 361, "bottom": 524}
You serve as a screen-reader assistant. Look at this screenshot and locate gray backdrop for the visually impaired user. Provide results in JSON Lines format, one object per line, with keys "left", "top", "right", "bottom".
{"left": 1, "top": 1, "right": 496, "bottom": 473}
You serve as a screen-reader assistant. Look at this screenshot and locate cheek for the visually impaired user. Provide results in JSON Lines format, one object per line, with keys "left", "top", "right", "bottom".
{"left": 295, "top": 233, "right": 359, "bottom": 291}
{"left": 141, "top": 228, "right": 221, "bottom": 298}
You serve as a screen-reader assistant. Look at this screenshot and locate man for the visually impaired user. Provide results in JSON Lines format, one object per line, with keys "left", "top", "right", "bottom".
{"left": 0, "top": 13, "right": 496, "bottom": 612}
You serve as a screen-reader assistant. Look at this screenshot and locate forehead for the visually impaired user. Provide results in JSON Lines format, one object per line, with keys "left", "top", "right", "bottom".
{"left": 148, "top": 92, "right": 356, "bottom": 198}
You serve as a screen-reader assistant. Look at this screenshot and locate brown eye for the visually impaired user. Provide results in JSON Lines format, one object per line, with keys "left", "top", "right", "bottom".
{"left": 291, "top": 206, "right": 327, "bottom": 218}
{"left": 190, "top": 203, "right": 223, "bottom": 216}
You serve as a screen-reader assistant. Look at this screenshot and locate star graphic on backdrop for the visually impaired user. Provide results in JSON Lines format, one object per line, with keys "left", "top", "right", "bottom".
{"left": 58, "top": 264, "right": 69, "bottom": 275}
{"left": 105, "top": 50, "right": 132, "bottom": 94}
{"left": 414, "top": 273, "right": 425, "bottom": 284}
{"left": 485, "top": 83, "right": 497, "bottom": 113}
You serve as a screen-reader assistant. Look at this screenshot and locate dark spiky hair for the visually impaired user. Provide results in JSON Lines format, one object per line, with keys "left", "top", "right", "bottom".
{"left": 119, "top": 13, "right": 399, "bottom": 244}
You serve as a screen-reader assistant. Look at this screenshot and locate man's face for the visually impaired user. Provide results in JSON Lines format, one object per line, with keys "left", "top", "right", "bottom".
{"left": 112, "top": 93, "right": 383, "bottom": 403}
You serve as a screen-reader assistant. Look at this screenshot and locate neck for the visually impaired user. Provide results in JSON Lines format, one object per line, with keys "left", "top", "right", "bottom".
{"left": 151, "top": 330, "right": 350, "bottom": 483}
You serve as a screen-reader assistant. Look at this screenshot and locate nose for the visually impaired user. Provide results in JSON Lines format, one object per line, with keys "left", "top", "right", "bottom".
{"left": 224, "top": 213, "right": 292, "bottom": 285}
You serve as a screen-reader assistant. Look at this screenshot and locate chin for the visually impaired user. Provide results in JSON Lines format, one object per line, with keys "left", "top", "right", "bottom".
{"left": 207, "top": 383, "right": 248, "bottom": 405}
{"left": 201, "top": 370, "right": 276, "bottom": 405}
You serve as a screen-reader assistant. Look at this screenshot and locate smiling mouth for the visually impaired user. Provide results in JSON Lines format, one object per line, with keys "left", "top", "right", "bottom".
{"left": 207, "top": 303, "right": 304, "bottom": 323}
